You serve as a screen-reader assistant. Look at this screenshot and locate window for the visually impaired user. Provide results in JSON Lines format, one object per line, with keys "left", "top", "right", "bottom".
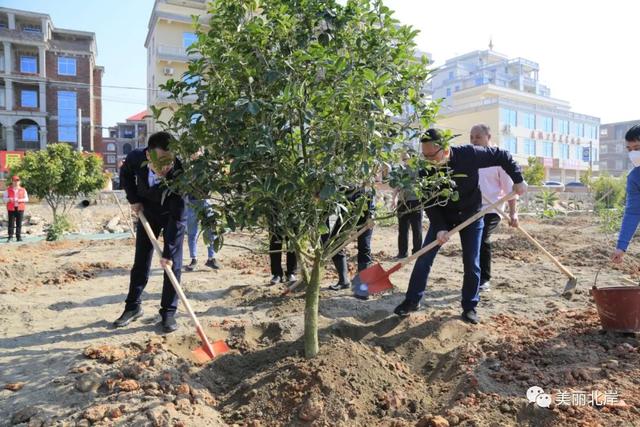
{"left": 20, "top": 56, "right": 37, "bottom": 73}
{"left": 557, "top": 119, "right": 569, "bottom": 135}
{"left": 183, "top": 32, "right": 197, "bottom": 49}
{"left": 448, "top": 71, "right": 454, "bottom": 80}
{"left": 524, "top": 138, "right": 536, "bottom": 156}
{"left": 576, "top": 145, "right": 583, "bottom": 160}
{"left": 21, "top": 90, "right": 37, "bottom": 108}
{"left": 601, "top": 128, "right": 608, "bottom": 137}
{"left": 502, "top": 136, "right": 517, "bottom": 153}
{"left": 23, "top": 24, "right": 41, "bottom": 33}
{"left": 58, "top": 57, "right": 77, "bottom": 76}
{"left": 543, "top": 141, "right": 553, "bottom": 157}
{"left": 600, "top": 145, "right": 607, "bottom": 154}
{"left": 522, "top": 112, "right": 535, "bottom": 129}
{"left": 0, "top": 90, "right": 5, "bottom": 108}
{"left": 107, "top": 155, "right": 116, "bottom": 164}
{"left": 446, "top": 87, "right": 451, "bottom": 97}
{"left": 22, "top": 125, "right": 38, "bottom": 141}
{"left": 541, "top": 116, "right": 553, "bottom": 132}
{"left": 500, "top": 108, "right": 517, "bottom": 127}
{"left": 571, "top": 122, "right": 584, "bottom": 137}
{"left": 58, "top": 91, "right": 77, "bottom": 143}
{"left": 560, "top": 143, "right": 569, "bottom": 160}
{"left": 106, "top": 143, "right": 116, "bottom": 151}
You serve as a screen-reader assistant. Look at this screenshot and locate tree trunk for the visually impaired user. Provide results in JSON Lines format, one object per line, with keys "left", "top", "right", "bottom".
{"left": 304, "top": 256, "right": 322, "bottom": 358}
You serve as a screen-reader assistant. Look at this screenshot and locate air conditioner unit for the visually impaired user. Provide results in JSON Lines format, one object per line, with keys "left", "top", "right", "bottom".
{"left": 163, "top": 67, "right": 174, "bottom": 76}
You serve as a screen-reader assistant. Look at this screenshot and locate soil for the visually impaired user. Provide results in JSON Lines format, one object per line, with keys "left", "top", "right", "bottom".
{"left": 1, "top": 209, "right": 639, "bottom": 426}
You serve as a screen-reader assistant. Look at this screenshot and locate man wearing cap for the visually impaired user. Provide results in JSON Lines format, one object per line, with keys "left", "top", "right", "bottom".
{"left": 393, "top": 129, "right": 526, "bottom": 324}
{"left": 3, "top": 175, "right": 29, "bottom": 242}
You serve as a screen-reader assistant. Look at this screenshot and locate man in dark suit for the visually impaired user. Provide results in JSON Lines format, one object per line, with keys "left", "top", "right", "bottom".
{"left": 114, "top": 131, "right": 186, "bottom": 333}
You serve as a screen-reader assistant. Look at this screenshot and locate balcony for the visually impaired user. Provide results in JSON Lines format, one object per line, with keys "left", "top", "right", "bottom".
{"left": 157, "top": 44, "right": 188, "bottom": 61}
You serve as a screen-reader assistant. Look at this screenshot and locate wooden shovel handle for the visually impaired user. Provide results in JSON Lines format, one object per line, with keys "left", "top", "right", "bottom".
{"left": 393, "top": 191, "right": 518, "bottom": 270}
{"left": 138, "top": 212, "right": 217, "bottom": 358}
{"left": 481, "top": 194, "right": 576, "bottom": 280}
{"left": 327, "top": 219, "right": 374, "bottom": 259}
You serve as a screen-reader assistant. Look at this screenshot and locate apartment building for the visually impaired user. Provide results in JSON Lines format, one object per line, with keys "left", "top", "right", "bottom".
{"left": 96, "top": 110, "right": 148, "bottom": 174}
{"left": 599, "top": 120, "right": 640, "bottom": 177}
{"left": 432, "top": 49, "right": 600, "bottom": 183}
{"left": 0, "top": 7, "right": 103, "bottom": 162}
{"left": 145, "top": 0, "right": 208, "bottom": 133}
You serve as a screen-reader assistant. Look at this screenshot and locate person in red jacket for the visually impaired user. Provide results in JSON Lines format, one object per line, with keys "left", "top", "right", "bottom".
{"left": 3, "top": 175, "right": 29, "bottom": 242}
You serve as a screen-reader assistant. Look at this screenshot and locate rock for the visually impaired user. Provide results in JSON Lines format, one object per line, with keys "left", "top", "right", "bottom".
{"left": 175, "top": 398, "right": 191, "bottom": 414}
{"left": 147, "top": 405, "right": 169, "bottom": 427}
{"left": 11, "top": 406, "right": 41, "bottom": 425}
{"left": 75, "top": 372, "right": 102, "bottom": 393}
{"left": 121, "top": 363, "right": 144, "bottom": 379}
{"left": 76, "top": 420, "right": 91, "bottom": 427}
{"left": 416, "top": 415, "right": 449, "bottom": 427}
{"left": 108, "top": 407, "right": 123, "bottom": 419}
{"left": 83, "top": 345, "right": 126, "bottom": 363}
{"left": 105, "top": 216, "right": 120, "bottom": 233}
{"left": 26, "top": 416, "right": 45, "bottom": 427}
{"left": 83, "top": 404, "right": 109, "bottom": 422}
{"left": 118, "top": 379, "right": 140, "bottom": 392}
{"left": 4, "top": 382, "right": 25, "bottom": 391}
{"left": 176, "top": 383, "right": 190, "bottom": 396}
{"left": 298, "top": 394, "right": 324, "bottom": 422}
{"left": 603, "top": 359, "right": 619, "bottom": 369}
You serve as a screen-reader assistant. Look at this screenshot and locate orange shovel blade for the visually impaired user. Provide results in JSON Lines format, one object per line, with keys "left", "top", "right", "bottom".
{"left": 359, "top": 263, "right": 394, "bottom": 294}
{"left": 192, "top": 340, "right": 231, "bottom": 363}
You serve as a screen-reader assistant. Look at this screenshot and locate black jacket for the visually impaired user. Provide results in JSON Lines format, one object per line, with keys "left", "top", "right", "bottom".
{"left": 120, "top": 148, "right": 186, "bottom": 258}
{"left": 422, "top": 145, "right": 523, "bottom": 231}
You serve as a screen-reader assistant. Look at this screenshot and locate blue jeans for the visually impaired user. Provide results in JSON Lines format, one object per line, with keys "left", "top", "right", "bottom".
{"left": 405, "top": 217, "right": 484, "bottom": 311}
{"left": 186, "top": 200, "right": 215, "bottom": 260}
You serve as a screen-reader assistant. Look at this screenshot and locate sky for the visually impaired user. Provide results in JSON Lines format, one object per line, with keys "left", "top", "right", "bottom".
{"left": 5, "top": 0, "right": 639, "bottom": 127}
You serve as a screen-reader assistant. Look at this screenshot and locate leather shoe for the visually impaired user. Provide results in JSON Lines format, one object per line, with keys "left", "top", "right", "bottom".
{"left": 162, "top": 315, "right": 178, "bottom": 333}
{"left": 114, "top": 307, "right": 143, "bottom": 327}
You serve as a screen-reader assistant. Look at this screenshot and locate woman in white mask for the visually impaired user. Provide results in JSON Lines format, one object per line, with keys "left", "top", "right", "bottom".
{"left": 611, "top": 124, "right": 640, "bottom": 264}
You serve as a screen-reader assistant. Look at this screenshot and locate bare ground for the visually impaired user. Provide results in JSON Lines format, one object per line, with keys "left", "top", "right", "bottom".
{"left": 1, "top": 213, "right": 639, "bottom": 426}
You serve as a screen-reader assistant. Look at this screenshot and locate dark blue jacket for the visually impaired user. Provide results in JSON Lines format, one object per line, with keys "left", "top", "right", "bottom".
{"left": 120, "top": 148, "right": 186, "bottom": 259}
{"left": 422, "top": 145, "right": 523, "bottom": 231}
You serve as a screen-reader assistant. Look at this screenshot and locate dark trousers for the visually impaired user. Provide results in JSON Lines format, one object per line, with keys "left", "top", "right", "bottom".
{"left": 8, "top": 210, "right": 24, "bottom": 238}
{"left": 479, "top": 213, "right": 502, "bottom": 285}
{"left": 125, "top": 213, "right": 185, "bottom": 317}
{"left": 323, "top": 211, "right": 374, "bottom": 285}
{"left": 397, "top": 200, "right": 423, "bottom": 257}
{"left": 405, "top": 217, "right": 484, "bottom": 311}
{"left": 269, "top": 234, "right": 297, "bottom": 276}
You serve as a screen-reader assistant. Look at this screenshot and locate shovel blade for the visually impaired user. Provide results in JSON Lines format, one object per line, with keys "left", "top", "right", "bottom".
{"left": 561, "top": 277, "right": 578, "bottom": 297}
{"left": 192, "top": 340, "right": 230, "bottom": 363}
{"left": 359, "top": 263, "right": 394, "bottom": 294}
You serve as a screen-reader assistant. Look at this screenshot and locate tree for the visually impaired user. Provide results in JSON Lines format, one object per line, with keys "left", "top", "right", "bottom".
{"left": 11, "top": 143, "right": 107, "bottom": 223}
{"left": 523, "top": 156, "right": 544, "bottom": 186}
{"left": 157, "top": 0, "right": 453, "bottom": 358}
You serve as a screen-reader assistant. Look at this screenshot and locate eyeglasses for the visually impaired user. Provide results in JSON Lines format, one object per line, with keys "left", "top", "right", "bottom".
{"left": 423, "top": 147, "right": 443, "bottom": 159}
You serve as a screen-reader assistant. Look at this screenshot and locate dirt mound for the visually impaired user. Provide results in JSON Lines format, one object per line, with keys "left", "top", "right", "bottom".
{"left": 200, "top": 337, "right": 435, "bottom": 426}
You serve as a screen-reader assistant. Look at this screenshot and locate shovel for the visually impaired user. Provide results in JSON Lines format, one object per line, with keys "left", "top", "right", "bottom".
{"left": 281, "top": 220, "right": 374, "bottom": 296}
{"left": 481, "top": 194, "right": 578, "bottom": 295}
{"left": 357, "top": 191, "right": 517, "bottom": 297}
{"left": 138, "top": 211, "right": 230, "bottom": 362}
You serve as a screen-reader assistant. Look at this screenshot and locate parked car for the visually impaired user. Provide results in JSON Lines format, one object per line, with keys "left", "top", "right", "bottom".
{"left": 543, "top": 181, "right": 565, "bottom": 191}
{"left": 565, "top": 181, "right": 587, "bottom": 193}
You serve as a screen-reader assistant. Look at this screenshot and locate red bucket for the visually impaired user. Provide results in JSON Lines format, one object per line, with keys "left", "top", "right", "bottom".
{"left": 591, "top": 286, "right": 640, "bottom": 333}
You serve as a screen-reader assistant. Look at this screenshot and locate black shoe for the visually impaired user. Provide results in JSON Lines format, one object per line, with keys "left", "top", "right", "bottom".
{"left": 162, "top": 315, "right": 178, "bottom": 333}
{"left": 7, "top": 237, "right": 13, "bottom": 242}
{"left": 328, "top": 282, "right": 350, "bottom": 291}
{"left": 205, "top": 258, "right": 221, "bottom": 270}
{"left": 114, "top": 307, "right": 143, "bottom": 328}
{"left": 270, "top": 275, "right": 282, "bottom": 285}
{"left": 394, "top": 254, "right": 408, "bottom": 260}
{"left": 479, "top": 281, "right": 490, "bottom": 292}
{"left": 393, "top": 299, "right": 420, "bottom": 317}
{"left": 185, "top": 258, "right": 197, "bottom": 272}
{"left": 16, "top": 236, "right": 22, "bottom": 242}
{"left": 462, "top": 309, "right": 479, "bottom": 324}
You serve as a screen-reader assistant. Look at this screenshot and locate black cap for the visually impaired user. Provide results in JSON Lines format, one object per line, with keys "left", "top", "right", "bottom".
{"left": 420, "top": 128, "right": 444, "bottom": 144}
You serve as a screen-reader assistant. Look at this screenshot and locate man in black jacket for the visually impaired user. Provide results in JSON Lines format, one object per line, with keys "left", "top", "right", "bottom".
{"left": 393, "top": 129, "right": 526, "bottom": 324}
{"left": 114, "top": 131, "right": 186, "bottom": 333}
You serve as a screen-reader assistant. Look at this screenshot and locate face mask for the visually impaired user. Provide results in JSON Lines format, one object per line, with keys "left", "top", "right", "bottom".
{"left": 629, "top": 151, "right": 640, "bottom": 167}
